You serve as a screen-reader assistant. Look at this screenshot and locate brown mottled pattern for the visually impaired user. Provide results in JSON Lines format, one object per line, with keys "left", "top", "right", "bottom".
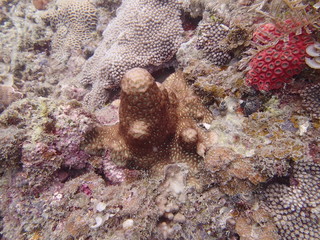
{"left": 85, "top": 68, "right": 213, "bottom": 172}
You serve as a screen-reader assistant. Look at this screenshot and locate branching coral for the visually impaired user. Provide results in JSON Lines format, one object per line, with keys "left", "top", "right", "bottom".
{"left": 79, "top": 0, "right": 184, "bottom": 109}
{"left": 85, "top": 68, "right": 213, "bottom": 172}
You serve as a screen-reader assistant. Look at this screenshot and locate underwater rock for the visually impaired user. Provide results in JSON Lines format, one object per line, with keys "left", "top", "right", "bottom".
{"left": 0, "top": 85, "right": 23, "bottom": 110}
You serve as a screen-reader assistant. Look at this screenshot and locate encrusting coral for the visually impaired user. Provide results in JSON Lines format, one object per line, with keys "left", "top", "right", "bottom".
{"left": 85, "top": 68, "right": 213, "bottom": 173}
{"left": 246, "top": 20, "right": 314, "bottom": 91}
{"left": 195, "top": 20, "right": 232, "bottom": 66}
{"left": 42, "top": 0, "right": 98, "bottom": 62}
{"left": 79, "top": 0, "right": 184, "bottom": 109}
{"left": 263, "top": 159, "right": 320, "bottom": 240}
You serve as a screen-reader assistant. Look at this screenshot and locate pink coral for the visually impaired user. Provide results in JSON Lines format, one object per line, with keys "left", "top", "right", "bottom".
{"left": 246, "top": 21, "right": 314, "bottom": 91}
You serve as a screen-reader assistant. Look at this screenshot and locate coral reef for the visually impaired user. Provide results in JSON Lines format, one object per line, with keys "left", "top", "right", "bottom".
{"left": 86, "top": 68, "right": 212, "bottom": 173}
{"left": 263, "top": 159, "right": 320, "bottom": 240}
{"left": 79, "top": 0, "right": 184, "bottom": 109}
{"left": 0, "top": 98, "right": 95, "bottom": 192}
{"left": 0, "top": 85, "right": 23, "bottom": 111}
{"left": 246, "top": 20, "right": 314, "bottom": 91}
{"left": 42, "top": 0, "right": 98, "bottom": 62}
{"left": 1, "top": 0, "right": 320, "bottom": 239}
{"left": 0, "top": 0, "right": 51, "bottom": 89}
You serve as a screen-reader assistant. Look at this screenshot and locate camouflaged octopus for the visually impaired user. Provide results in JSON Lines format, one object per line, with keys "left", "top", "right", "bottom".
{"left": 85, "top": 68, "right": 213, "bottom": 173}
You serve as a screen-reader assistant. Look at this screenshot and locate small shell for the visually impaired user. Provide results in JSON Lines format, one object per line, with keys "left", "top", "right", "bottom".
{"left": 306, "top": 43, "right": 320, "bottom": 57}
{"left": 313, "top": 2, "right": 320, "bottom": 10}
{"left": 306, "top": 58, "right": 320, "bottom": 69}
{"left": 90, "top": 216, "right": 104, "bottom": 229}
{"left": 122, "top": 219, "right": 134, "bottom": 229}
{"left": 96, "top": 202, "right": 107, "bottom": 212}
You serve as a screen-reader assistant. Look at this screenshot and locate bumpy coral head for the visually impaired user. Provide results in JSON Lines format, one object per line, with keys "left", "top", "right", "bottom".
{"left": 121, "top": 68, "right": 155, "bottom": 95}
{"left": 119, "top": 68, "right": 174, "bottom": 147}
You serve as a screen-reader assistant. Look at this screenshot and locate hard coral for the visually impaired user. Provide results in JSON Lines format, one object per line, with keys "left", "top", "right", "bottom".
{"left": 86, "top": 68, "right": 213, "bottom": 172}
{"left": 246, "top": 21, "right": 314, "bottom": 91}
{"left": 263, "top": 160, "right": 320, "bottom": 239}
{"left": 195, "top": 20, "right": 232, "bottom": 66}
{"left": 43, "top": 0, "right": 98, "bottom": 62}
{"left": 301, "top": 83, "right": 320, "bottom": 119}
{"left": 79, "top": 0, "right": 184, "bottom": 109}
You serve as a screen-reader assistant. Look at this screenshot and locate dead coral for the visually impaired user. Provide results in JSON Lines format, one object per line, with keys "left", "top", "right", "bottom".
{"left": 79, "top": 0, "right": 184, "bottom": 109}
{"left": 85, "top": 68, "right": 212, "bottom": 173}
{"left": 43, "top": 0, "right": 98, "bottom": 62}
{"left": 263, "top": 159, "right": 320, "bottom": 240}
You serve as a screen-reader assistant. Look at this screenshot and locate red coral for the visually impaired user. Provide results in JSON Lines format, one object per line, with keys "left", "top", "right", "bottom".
{"left": 246, "top": 21, "right": 314, "bottom": 91}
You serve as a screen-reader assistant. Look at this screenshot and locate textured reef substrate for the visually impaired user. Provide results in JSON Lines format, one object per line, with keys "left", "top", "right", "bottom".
{"left": 0, "top": 0, "right": 320, "bottom": 239}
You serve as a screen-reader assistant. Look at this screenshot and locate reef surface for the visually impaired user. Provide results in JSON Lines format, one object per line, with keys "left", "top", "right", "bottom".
{"left": 0, "top": 0, "right": 320, "bottom": 239}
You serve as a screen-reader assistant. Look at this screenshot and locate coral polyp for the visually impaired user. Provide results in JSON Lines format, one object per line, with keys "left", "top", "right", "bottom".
{"left": 246, "top": 20, "right": 314, "bottom": 91}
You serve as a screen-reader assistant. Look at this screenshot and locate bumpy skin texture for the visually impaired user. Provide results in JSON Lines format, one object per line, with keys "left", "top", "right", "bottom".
{"left": 79, "top": 0, "right": 184, "bottom": 110}
{"left": 196, "top": 21, "right": 231, "bottom": 66}
{"left": 246, "top": 21, "right": 313, "bottom": 91}
{"left": 263, "top": 160, "right": 320, "bottom": 240}
{"left": 86, "top": 68, "right": 213, "bottom": 172}
{"left": 43, "top": 0, "right": 98, "bottom": 61}
{"left": 301, "top": 83, "right": 320, "bottom": 119}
